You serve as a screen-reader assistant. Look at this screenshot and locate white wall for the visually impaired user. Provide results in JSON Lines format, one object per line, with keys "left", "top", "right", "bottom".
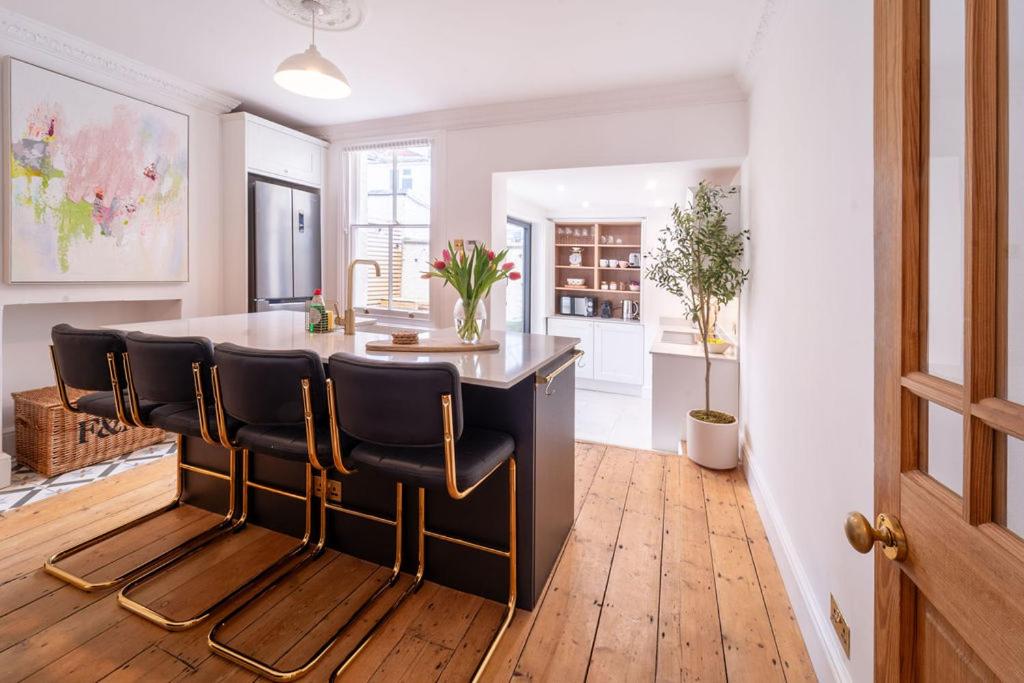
{"left": 740, "top": 1, "right": 874, "bottom": 681}
{"left": 322, "top": 87, "right": 748, "bottom": 328}
{"left": 0, "top": 19, "right": 233, "bottom": 484}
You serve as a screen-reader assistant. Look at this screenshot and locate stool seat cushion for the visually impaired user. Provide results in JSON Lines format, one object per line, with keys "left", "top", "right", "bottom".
{"left": 349, "top": 427, "right": 514, "bottom": 492}
{"left": 235, "top": 423, "right": 334, "bottom": 463}
{"left": 149, "top": 403, "right": 241, "bottom": 441}
{"left": 77, "top": 391, "right": 158, "bottom": 424}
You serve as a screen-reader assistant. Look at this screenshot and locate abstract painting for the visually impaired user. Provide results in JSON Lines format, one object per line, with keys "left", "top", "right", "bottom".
{"left": 5, "top": 59, "right": 188, "bottom": 282}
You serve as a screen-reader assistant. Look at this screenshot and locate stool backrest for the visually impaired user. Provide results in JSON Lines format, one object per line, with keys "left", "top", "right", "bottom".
{"left": 328, "top": 353, "right": 463, "bottom": 447}
{"left": 51, "top": 323, "right": 127, "bottom": 391}
{"left": 126, "top": 332, "right": 215, "bottom": 404}
{"left": 213, "top": 343, "right": 327, "bottom": 426}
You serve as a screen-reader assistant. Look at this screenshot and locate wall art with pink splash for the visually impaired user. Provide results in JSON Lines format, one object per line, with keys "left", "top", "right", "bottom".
{"left": 5, "top": 59, "right": 188, "bottom": 282}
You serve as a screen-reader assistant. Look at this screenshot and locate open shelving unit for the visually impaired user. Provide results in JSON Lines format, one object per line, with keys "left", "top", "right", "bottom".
{"left": 553, "top": 221, "right": 642, "bottom": 318}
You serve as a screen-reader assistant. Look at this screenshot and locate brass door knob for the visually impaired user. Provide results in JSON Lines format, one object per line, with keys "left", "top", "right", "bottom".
{"left": 844, "top": 512, "right": 908, "bottom": 561}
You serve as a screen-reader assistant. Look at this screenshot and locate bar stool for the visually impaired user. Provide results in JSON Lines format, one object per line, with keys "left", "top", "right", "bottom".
{"left": 113, "top": 332, "right": 252, "bottom": 630}
{"left": 325, "top": 354, "right": 517, "bottom": 683}
{"left": 49, "top": 323, "right": 138, "bottom": 428}
{"left": 207, "top": 344, "right": 409, "bottom": 681}
{"left": 44, "top": 324, "right": 177, "bottom": 591}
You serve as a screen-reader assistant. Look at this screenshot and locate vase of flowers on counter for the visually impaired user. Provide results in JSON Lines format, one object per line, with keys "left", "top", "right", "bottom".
{"left": 425, "top": 242, "right": 521, "bottom": 343}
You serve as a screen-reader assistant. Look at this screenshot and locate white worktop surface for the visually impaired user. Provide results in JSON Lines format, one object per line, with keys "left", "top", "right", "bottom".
{"left": 115, "top": 311, "right": 581, "bottom": 390}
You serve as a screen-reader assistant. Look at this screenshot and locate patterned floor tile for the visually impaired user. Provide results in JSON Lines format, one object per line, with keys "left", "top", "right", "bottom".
{"left": 0, "top": 438, "right": 177, "bottom": 513}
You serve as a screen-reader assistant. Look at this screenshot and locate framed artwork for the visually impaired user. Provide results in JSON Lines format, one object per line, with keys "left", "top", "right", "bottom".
{"left": 4, "top": 59, "right": 189, "bottom": 283}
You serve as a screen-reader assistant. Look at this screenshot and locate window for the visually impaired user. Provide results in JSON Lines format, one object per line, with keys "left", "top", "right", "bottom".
{"left": 349, "top": 141, "right": 431, "bottom": 316}
{"left": 505, "top": 217, "right": 531, "bottom": 332}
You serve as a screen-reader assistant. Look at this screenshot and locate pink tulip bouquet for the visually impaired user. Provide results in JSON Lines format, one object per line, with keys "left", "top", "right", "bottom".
{"left": 423, "top": 241, "right": 521, "bottom": 342}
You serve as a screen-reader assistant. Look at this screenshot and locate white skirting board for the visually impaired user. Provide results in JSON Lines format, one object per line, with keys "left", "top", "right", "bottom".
{"left": 741, "top": 443, "right": 852, "bottom": 683}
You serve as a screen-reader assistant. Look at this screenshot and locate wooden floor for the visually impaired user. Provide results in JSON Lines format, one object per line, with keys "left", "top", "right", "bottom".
{"left": 0, "top": 443, "right": 816, "bottom": 682}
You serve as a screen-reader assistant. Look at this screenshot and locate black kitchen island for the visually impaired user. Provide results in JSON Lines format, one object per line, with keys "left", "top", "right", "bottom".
{"left": 118, "top": 311, "right": 580, "bottom": 609}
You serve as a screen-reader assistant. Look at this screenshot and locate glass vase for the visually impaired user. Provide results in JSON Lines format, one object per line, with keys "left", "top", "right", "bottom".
{"left": 453, "top": 297, "right": 487, "bottom": 344}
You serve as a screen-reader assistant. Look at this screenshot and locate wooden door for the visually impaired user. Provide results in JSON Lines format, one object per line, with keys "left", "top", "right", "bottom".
{"left": 871, "top": 0, "right": 1024, "bottom": 679}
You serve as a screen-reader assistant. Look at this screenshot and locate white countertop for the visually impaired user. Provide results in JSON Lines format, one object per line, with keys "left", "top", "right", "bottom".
{"left": 649, "top": 341, "right": 738, "bottom": 362}
{"left": 115, "top": 311, "right": 581, "bottom": 389}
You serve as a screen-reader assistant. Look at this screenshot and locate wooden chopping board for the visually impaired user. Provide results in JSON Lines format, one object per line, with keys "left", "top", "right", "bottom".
{"left": 365, "top": 334, "right": 500, "bottom": 353}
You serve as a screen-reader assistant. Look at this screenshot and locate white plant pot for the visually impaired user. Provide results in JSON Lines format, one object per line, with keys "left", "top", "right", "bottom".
{"left": 685, "top": 410, "right": 739, "bottom": 470}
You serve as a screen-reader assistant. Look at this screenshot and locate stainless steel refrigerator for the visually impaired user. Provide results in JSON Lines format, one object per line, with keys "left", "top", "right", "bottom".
{"left": 249, "top": 178, "right": 322, "bottom": 313}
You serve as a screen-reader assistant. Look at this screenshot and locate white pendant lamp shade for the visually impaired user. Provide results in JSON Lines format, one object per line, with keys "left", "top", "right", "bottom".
{"left": 274, "top": 44, "right": 351, "bottom": 99}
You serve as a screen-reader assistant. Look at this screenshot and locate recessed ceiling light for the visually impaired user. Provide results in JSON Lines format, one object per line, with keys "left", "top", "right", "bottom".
{"left": 581, "top": 200, "right": 591, "bottom": 208}
{"left": 645, "top": 179, "right": 658, "bottom": 191}
{"left": 556, "top": 184, "right": 567, "bottom": 192}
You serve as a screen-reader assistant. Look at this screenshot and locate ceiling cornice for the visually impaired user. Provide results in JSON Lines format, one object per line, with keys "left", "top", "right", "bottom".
{"left": 0, "top": 8, "right": 240, "bottom": 114}
{"left": 314, "top": 76, "right": 747, "bottom": 143}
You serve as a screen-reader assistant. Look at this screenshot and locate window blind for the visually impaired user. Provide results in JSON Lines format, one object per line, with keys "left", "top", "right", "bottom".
{"left": 342, "top": 138, "right": 431, "bottom": 152}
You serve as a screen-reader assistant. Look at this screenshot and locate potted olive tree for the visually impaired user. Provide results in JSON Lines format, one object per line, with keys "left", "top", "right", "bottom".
{"left": 646, "top": 181, "right": 749, "bottom": 469}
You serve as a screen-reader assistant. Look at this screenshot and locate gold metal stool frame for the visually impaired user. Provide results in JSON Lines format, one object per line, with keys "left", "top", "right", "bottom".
{"left": 206, "top": 377, "right": 416, "bottom": 681}
{"left": 43, "top": 350, "right": 240, "bottom": 592}
{"left": 117, "top": 365, "right": 329, "bottom": 631}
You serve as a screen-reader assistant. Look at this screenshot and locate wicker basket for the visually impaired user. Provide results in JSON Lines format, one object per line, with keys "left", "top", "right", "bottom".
{"left": 12, "top": 386, "right": 167, "bottom": 477}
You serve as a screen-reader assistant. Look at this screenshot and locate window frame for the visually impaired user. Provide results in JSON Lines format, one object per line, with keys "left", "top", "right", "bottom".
{"left": 506, "top": 216, "right": 532, "bottom": 333}
{"left": 347, "top": 142, "right": 432, "bottom": 321}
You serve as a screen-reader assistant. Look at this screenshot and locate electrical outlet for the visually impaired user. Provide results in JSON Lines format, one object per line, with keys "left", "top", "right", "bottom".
{"left": 313, "top": 476, "right": 342, "bottom": 503}
{"left": 326, "top": 479, "right": 341, "bottom": 503}
{"left": 830, "top": 594, "right": 851, "bottom": 658}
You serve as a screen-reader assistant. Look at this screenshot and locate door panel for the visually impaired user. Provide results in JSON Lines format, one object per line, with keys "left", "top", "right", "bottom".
{"left": 917, "top": 597, "right": 997, "bottom": 683}
{"left": 545, "top": 318, "right": 593, "bottom": 380}
{"left": 593, "top": 323, "right": 643, "bottom": 385}
{"left": 873, "top": 1, "right": 1024, "bottom": 679}
{"left": 253, "top": 181, "right": 293, "bottom": 300}
{"left": 291, "top": 189, "right": 321, "bottom": 299}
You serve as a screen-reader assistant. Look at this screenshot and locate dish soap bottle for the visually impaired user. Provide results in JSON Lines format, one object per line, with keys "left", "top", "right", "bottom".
{"left": 308, "top": 288, "right": 327, "bottom": 333}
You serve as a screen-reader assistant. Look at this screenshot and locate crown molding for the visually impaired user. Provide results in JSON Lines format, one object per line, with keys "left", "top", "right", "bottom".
{"left": 0, "top": 8, "right": 240, "bottom": 114}
{"left": 314, "top": 76, "right": 747, "bottom": 143}
{"left": 738, "top": 0, "right": 780, "bottom": 90}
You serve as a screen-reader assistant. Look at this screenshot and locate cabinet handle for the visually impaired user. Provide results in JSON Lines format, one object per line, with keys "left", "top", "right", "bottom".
{"left": 536, "top": 350, "right": 585, "bottom": 396}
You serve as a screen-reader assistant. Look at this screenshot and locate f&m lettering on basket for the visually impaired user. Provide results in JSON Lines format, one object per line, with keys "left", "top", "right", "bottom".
{"left": 78, "top": 417, "right": 128, "bottom": 444}
{"left": 12, "top": 385, "right": 165, "bottom": 477}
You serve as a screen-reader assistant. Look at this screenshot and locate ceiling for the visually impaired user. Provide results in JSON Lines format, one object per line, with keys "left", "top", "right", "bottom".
{"left": 505, "top": 161, "right": 741, "bottom": 216}
{"left": 0, "top": 0, "right": 765, "bottom": 129}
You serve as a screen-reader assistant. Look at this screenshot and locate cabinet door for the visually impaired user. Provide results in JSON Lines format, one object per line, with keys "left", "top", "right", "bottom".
{"left": 593, "top": 323, "right": 644, "bottom": 385}
{"left": 546, "top": 318, "right": 594, "bottom": 379}
{"left": 248, "top": 122, "right": 322, "bottom": 186}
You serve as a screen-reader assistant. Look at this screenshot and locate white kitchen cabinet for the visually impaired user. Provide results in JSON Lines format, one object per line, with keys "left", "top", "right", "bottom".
{"left": 546, "top": 317, "right": 595, "bottom": 379}
{"left": 245, "top": 117, "right": 324, "bottom": 187}
{"left": 221, "top": 112, "right": 328, "bottom": 312}
{"left": 546, "top": 317, "right": 644, "bottom": 390}
{"left": 593, "top": 322, "right": 645, "bottom": 385}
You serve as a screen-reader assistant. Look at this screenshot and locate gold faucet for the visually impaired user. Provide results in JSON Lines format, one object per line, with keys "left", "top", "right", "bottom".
{"left": 345, "top": 259, "right": 381, "bottom": 334}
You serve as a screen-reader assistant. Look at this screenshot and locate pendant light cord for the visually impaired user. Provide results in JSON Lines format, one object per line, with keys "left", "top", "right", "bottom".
{"left": 310, "top": 6, "right": 316, "bottom": 47}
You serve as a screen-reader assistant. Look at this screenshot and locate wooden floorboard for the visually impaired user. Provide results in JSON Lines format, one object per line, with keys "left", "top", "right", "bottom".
{"left": 0, "top": 444, "right": 816, "bottom": 682}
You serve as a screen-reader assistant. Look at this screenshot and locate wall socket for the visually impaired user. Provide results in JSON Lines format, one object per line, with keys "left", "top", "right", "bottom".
{"left": 313, "top": 475, "right": 342, "bottom": 503}
{"left": 830, "top": 594, "right": 851, "bottom": 658}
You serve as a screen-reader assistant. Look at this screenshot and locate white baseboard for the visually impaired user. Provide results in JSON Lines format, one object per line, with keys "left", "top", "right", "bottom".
{"left": 742, "top": 444, "right": 851, "bottom": 683}
{"left": 0, "top": 451, "right": 11, "bottom": 488}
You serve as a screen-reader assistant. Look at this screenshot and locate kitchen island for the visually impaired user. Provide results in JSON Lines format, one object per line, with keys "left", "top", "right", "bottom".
{"left": 116, "top": 311, "right": 580, "bottom": 608}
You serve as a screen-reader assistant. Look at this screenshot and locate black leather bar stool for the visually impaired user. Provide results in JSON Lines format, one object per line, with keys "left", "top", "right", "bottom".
{"left": 208, "top": 346, "right": 409, "bottom": 681}
{"left": 325, "top": 354, "right": 516, "bottom": 683}
{"left": 112, "top": 332, "right": 252, "bottom": 630}
{"left": 49, "top": 323, "right": 139, "bottom": 428}
{"left": 44, "top": 324, "right": 171, "bottom": 591}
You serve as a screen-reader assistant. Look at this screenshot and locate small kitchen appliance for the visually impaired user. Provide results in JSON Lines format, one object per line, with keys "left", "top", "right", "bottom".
{"left": 628, "top": 252, "right": 641, "bottom": 268}
{"left": 622, "top": 299, "right": 640, "bottom": 321}
{"left": 572, "top": 296, "right": 596, "bottom": 317}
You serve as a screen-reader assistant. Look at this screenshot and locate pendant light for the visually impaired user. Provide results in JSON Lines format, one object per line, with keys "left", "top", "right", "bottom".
{"left": 274, "top": 0, "right": 351, "bottom": 99}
